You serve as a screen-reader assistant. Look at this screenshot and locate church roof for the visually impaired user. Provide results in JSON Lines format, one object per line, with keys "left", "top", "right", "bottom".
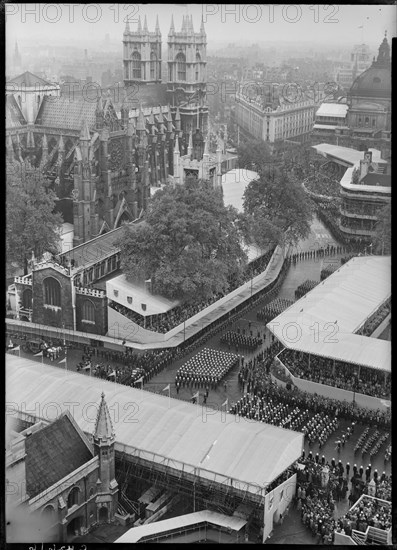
{"left": 6, "top": 95, "right": 26, "bottom": 128}
{"left": 7, "top": 71, "right": 55, "bottom": 88}
{"left": 35, "top": 95, "right": 98, "bottom": 131}
{"left": 25, "top": 411, "right": 93, "bottom": 499}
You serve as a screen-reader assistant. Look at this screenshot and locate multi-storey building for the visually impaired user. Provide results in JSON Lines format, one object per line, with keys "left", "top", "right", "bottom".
{"left": 334, "top": 43, "right": 373, "bottom": 90}
{"left": 6, "top": 15, "right": 216, "bottom": 248}
{"left": 235, "top": 85, "right": 316, "bottom": 144}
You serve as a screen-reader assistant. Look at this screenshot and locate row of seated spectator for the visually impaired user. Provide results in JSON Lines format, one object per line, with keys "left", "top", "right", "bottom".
{"left": 278, "top": 348, "right": 391, "bottom": 399}
{"left": 304, "top": 173, "right": 340, "bottom": 198}
{"left": 256, "top": 298, "right": 294, "bottom": 323}
{"left": 340, "top": 217, "right": 376, "bottom": 231}
{"left": 220, "top": 330, "right": 262, "bottom": 351}
{"left": 355, "top": 299, "right": 391, "bottom": 336}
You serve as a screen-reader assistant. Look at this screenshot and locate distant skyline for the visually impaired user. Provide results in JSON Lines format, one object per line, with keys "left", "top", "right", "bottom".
{"left": 6, "top": 3, "right": 396, "bottom": 50}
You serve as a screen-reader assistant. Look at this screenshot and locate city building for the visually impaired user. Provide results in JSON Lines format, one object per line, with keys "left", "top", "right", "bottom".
{"left": 347, "top": 34, "right": 391, "bottom": 140}
{"left": 312, "top": 143, "right": 390, "bottom": 243}
{"left": 311, "top": 36, "right": 391, "bottom": 158}
{"left": 235, "top": 83, "right": 317, "bottom": 144}
{"left": 334, "top": 43, "right": 373, "bottom": 90}
{"left": 6, "top": 15, "right": 235, "bottom": 248}
{"left": 6, "top": 392, "right": 118, "bottom": 542}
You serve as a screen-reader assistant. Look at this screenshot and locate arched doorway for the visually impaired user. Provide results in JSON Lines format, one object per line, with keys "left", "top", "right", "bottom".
{"left": 67, "top": 516, "right": 83, "bottom": 538}
{"left": 98, "top": 505, "right": 108, "bottom": 522}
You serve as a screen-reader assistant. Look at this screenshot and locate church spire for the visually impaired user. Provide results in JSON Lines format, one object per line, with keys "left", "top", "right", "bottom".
{"left": 155, "top": 14, "right": 160, "bottom": 34}
{"left": 190, "top": 15, "right": 194, "bottom": 32}
{"left": 94, "top": 392, "right": 115, "bottom": 444}
{"left": 143, "top": 14, "right": 148, "bottom": 32}
{"left": 174, "top": 134, "right": 180, "bottom": 154}
{"left": 124, "top": 20, "right": 130, "bottom": 34}
{"left": 169, "top": 14, "right": 175, "bottom": 34}
{"left": 80, "top": 120, "right": 91, "bottom": 141}
{"left": 200, "top": 14, "right": 206, "bottom": 35}
{"left": 137, "top": 105, "right": 146, "bottom": 131}
{"left": 137, "top": 15, "right": 142, "bottom": 32}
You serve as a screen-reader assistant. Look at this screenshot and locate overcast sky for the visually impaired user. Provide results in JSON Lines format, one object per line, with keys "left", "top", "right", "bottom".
{"left": 6, "top": 3, "right": 396, "bottom": 48}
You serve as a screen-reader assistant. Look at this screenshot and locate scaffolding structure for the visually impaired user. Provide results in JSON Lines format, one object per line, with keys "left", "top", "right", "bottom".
{"left": 115, "top": 446, "right": 266, "bottom": 519}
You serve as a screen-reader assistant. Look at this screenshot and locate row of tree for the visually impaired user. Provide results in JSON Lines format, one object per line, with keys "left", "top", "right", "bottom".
{"left": 6, "top": 138, "right": 390, "bottom": 306}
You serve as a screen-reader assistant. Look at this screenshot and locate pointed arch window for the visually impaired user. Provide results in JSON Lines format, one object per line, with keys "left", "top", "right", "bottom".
{"left": 43, "top": 277, "right": 61, "bottom": 307}
{"left": 132, "top": 51, "right": 141, "bottom": 79}
{"left": 82, "top": 299, "right": 95, "bottom": 323}
{"left": 150, "top": 52, "right": 157, "bottom": 80}
{"left": 176, "top": 52, "right": 186, "bottom": 81}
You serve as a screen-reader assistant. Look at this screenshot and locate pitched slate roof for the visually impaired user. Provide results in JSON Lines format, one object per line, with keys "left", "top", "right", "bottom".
{"left": 35, "top": 95, "right": 97, "bottom": 131}
{"left": 8, "top": 71, "right": 55, "bottom": 87}
{"left": 6, "top": 95, "right": 26, "bottom": 128}
{"left": 25, "top": 411, "right": 94, "bottom": 499}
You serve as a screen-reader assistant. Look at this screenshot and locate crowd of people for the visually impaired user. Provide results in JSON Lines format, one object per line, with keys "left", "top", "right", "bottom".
{"left": 235, "top": 375, "right": 391, "bottom": 430}
{"left": 304, "top": 172, "right": 340, "bottom": 199}
{"left": 175, "top": 348, "right": 239, "bottom": 389}
{"left": 290, "top": 243, "right": 346, "bottom": 264}
{"left": 295, "top": 279, "right": 319, "bottom": 299}
{"left": 337, "top": 495, "right": 392, "bottom": 534}
{"left": 294, "top": 451, "right": 392, "bottom": 543}
{"left": 220, "top": 330, "right": 262, "bottom": 352}
{"left": 356, "top": 299, "right": 391, "bottom": 337}
{"left": 279, "top": 348, "right": 391, "bottom": 400}
{"left": 108, "top": 249, "right": 276, "bottom": 335}
{"left": 237, "top": 341, "right": 283, "bottom": 394}
{"left": 256, "top": 298, "right": 294, "bottom": 323}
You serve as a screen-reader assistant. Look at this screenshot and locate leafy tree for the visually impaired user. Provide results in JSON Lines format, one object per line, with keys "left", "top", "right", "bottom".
{"left": 237, "top": 139, "right": 272, "bottom": 172}
{"left": 242, "top": 167, "right": 314, "bottom": 248}
{"left": 6, "top": 170, "right": 63, "bottom": 275}
{"left": 372, "top": 203, "right": 391, "bottom": 255}
{"left": 118, "top": 178, "right": 247, "bottom": 304}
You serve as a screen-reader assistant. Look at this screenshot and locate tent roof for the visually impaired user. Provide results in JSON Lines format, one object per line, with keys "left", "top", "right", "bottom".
{"left": 280, "top": 333, "right": 390, "bottom": 372}
{"left": 268, "top": 256, "right": 390, "bottom": 371}
{"left": 6, "top": 356, "right": 303, "bottom": 495}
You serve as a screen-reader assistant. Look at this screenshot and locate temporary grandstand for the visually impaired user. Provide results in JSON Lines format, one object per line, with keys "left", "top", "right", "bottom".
{"left": 268, "top": 256, "right": 391, "bottom": 407}
{"left": 7, "top": 355, "right": 303, "bottom": 539}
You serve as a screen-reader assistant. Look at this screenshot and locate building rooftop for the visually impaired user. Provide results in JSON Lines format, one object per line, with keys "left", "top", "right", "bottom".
{"left": 7, "top": 71, "right": 57, "bottom": 88}
{"left": 35, "top": 95, "right": 97, "bottom": 131}
{"left": 24, "top": 411, "right": 94, "bottom": 499}
{"left": 7, "top": 357, "right": 304, "bottom": 497}
{"left": 268, "top": 256, "right": 391, "bottom": 371}
{"left": 315, "top": 103, "right": 349, "bottom": 118}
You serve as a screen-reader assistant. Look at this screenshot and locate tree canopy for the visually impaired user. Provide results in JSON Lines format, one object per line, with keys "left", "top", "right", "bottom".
{"left": 241, "top": 166, "right": 314, "bottom": 249}
{"left": 6, "top": 170, "right": 63, "bottom": 274}
{"left": 237, "top": 139, "right": 272, "bottom": 172}
{"left": 118, "top": 178, "right": 247, "bottom": 304}
{"left": 372, "top": 203, "right": 391, "bottom": 255}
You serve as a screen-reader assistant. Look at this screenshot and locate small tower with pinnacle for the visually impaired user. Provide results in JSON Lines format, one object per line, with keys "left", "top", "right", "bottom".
{"left": 93, "top": 392, "right": 118, "bottom": 524}
{"left": 123, "top": 15, "right": 162, "bottom": 86}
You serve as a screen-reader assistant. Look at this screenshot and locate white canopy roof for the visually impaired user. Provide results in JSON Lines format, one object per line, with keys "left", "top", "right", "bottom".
{"left": 268, "top": 256, "right": 390, "bottom": 371}
{"left": 106, "top": 274, "right": 179, "bottom": 317}
{"left": 6, "top": 356, "right": 303, "bottom": 496}
{"left": 115, "top": 510, "right": 247, "bottom": 543}
{"left": 311, "top": 143, "right": 383, "bottom": 166}
{"left": 315, "top": 103, "right": 348, "bottom": 118}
